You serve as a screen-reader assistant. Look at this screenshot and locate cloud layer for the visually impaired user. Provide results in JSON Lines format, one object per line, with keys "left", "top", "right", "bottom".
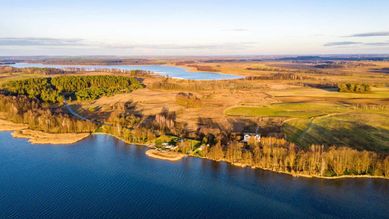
{"left": 347, "top": 31, "right": 389, "bottom": 37}
{"left": 104, "top": 42, "right": 256, "bottom": 50}
{"left": 324, "top": 39, "right": 389, "bottom": 47}
{"left": 0, "top": 37, "right": 257, "bottom": 52}
{"left": 324, "top": 41, "right": 361, "bottom": 46}
{"left": 0, "top": 37, "right": 87, "bottom": 46}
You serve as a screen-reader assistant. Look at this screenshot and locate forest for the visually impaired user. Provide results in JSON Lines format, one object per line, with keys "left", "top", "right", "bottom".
{"left": 1, "top": 75, "right": 143, "bottom": 103}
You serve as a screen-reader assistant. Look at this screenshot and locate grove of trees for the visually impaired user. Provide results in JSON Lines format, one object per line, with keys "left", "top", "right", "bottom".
{"left": 0, "top": 94, "right": 96, "bottom": 133}
{"left": 176, "top": 92, "right": 202, "bottom": 108}
{"left": 202, "top": 137, "right": 389, "bottom": 178}
{"left": 1, "top": 75, "right": 143, "bottom": 103}
{"left": 338, "top": 83, "right": 371, "bottom": 93}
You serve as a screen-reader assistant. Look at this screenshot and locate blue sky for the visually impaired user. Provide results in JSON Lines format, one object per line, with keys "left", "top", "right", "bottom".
{"left": 1, "top": 0, "right": 389, "bottom": 56}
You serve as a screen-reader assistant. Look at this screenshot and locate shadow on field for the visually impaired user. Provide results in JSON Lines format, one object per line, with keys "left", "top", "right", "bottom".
{"left": 283, "top": 121, "right": 389, "bottom": 153}
{"left": 196, "top": 117, "right": 283, "bottom": 137}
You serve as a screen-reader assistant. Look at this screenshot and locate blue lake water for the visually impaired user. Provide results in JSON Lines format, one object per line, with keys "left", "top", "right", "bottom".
{"left": 8, "top": 63, "right": 242, "bottom": 80}
{"left": 0, "top": 132, "right": 388, "bottom": 218}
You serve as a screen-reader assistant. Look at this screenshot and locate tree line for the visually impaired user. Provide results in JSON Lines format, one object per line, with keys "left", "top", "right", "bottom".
{"left": 1, "top": 75, "right": 143, "bottom": 103}
{"left": 202, "top": 137, "right": 389, "bottom": 178}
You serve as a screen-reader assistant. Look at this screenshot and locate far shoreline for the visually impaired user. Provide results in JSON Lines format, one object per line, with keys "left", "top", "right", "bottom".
{"left": 7, "top": 62, "right": 243, "bottom": 80}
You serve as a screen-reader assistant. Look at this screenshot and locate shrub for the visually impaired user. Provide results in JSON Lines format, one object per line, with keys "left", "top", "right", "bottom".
{"left": 176, "top": 92, "right": 202, "bottom": 108}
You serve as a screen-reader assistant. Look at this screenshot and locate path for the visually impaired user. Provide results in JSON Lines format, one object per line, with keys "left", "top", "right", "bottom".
{"left": 63, "top": 101, "right": 111, "bottom": 126}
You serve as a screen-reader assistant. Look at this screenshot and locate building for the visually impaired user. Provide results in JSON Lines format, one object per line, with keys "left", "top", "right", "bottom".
{"left": 162, "top": 143, "right": 177, "bottom": 150}
{"left": 242, "top": 133, "right": 261, "bottom": 143}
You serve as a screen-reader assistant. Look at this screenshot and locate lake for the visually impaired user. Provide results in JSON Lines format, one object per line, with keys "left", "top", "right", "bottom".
{"left": 8, "top": 63, "right": 242, "bottom": 80}
{"left": 0, "top": 132, "right": 388, "bottom": 218}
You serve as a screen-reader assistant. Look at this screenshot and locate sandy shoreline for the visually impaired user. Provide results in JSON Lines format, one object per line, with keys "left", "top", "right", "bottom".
{"left": 12, "top": 129, "right": 90, "bottom": 145}
{"left": 145, "top": 149, "right": 186, "bottom": 161}
{"left": 0, "top": 118, "right": 90, "bottom": 144}
{"left": 0, "top": 119, "right": 28, "bottom": 131}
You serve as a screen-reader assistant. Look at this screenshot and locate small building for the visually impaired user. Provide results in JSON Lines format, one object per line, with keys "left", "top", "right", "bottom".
{"left": 198, "top": 144, "right": 209, "bottom": 151}
{"left": 161, "top": 143, "right": 177, "bottom": 150}
{"left": 242, "top": 133, "right": 261, "bottom": 143}
{"left": 164, "top": 145, "right": 177, "bottom": 150}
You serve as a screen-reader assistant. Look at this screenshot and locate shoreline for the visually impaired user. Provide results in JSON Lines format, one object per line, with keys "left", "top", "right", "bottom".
{"left": 0, "top": 119, "right": 28, "bottom": 131}
{"left": 145, "top": 149, "right": 186, "bottom": 161}
{"left": 10, "top": 62, "right": 243, "bottom": 81}
{"left": 202, "top": 157, "right": 389, "bottom": 180}
{"left": 167, "top": 62, "right": 246, "bottom": 79}
{"left": 12, "top": 129, "right": 90, "bottom": 145}
{"left": 1, "top": 119, "right": 388, "bottom": 180}
{"left": 0, "top": 119, "right": 90, "bottom": 144}
{"left": 254, "top": 166, "right": 389, "bottom": 180}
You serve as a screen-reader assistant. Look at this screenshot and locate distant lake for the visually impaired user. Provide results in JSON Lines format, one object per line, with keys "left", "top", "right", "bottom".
{"left": 0, "top": 132, "right": 388, "bottom": 218}
{"left": 7, "top": 63, "right": 242, "bottom": 80}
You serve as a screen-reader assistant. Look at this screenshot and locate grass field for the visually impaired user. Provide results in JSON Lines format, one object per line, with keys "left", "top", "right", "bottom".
{"left": 0, "top": 73, "right": 44, "bottom": 85}
{"left": 283, "top": 112, "right": 389, "bottom": 152}
{"left": 268, "top": 87, "right": 389, "bottom": 99}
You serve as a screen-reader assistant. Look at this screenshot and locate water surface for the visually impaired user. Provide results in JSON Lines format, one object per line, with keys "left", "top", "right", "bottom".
{"left": 0, "top": 132, "right": 388, "bottom": 218}
{"left": 8, "top": 63, "right": 242, "bottom": 80}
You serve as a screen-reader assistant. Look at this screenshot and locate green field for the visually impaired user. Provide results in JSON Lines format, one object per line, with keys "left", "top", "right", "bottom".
{"left": 283, "top": 112, "right": 389, "bottom": 152}
{"left": 0, "top": 73, "right": 45, "bottom": 85}
{"left": 267, "top": 87, "right": 389, "bottom": 99}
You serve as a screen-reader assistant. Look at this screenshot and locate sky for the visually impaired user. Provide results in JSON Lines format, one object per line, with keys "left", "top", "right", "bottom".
{"left": 1, "top": 0, "right": 389, "bottom": 56}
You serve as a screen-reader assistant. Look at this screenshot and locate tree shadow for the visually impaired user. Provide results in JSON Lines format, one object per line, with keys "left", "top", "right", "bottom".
{"left": 195, "top": 117, "right": 285, "bottom": 144}
{"left": 65, "top": 103, "right": 111, "bottom": 123}
{"left": 369, "top": 68, "right": 389, "bottom": 74}
{"left": 303, "top": 82, "right": 338, "bottom": 92}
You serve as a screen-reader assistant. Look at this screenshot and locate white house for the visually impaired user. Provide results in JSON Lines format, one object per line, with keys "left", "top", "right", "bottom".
{"left": 243, "top": 133, "right": 261, "bottom": 143}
